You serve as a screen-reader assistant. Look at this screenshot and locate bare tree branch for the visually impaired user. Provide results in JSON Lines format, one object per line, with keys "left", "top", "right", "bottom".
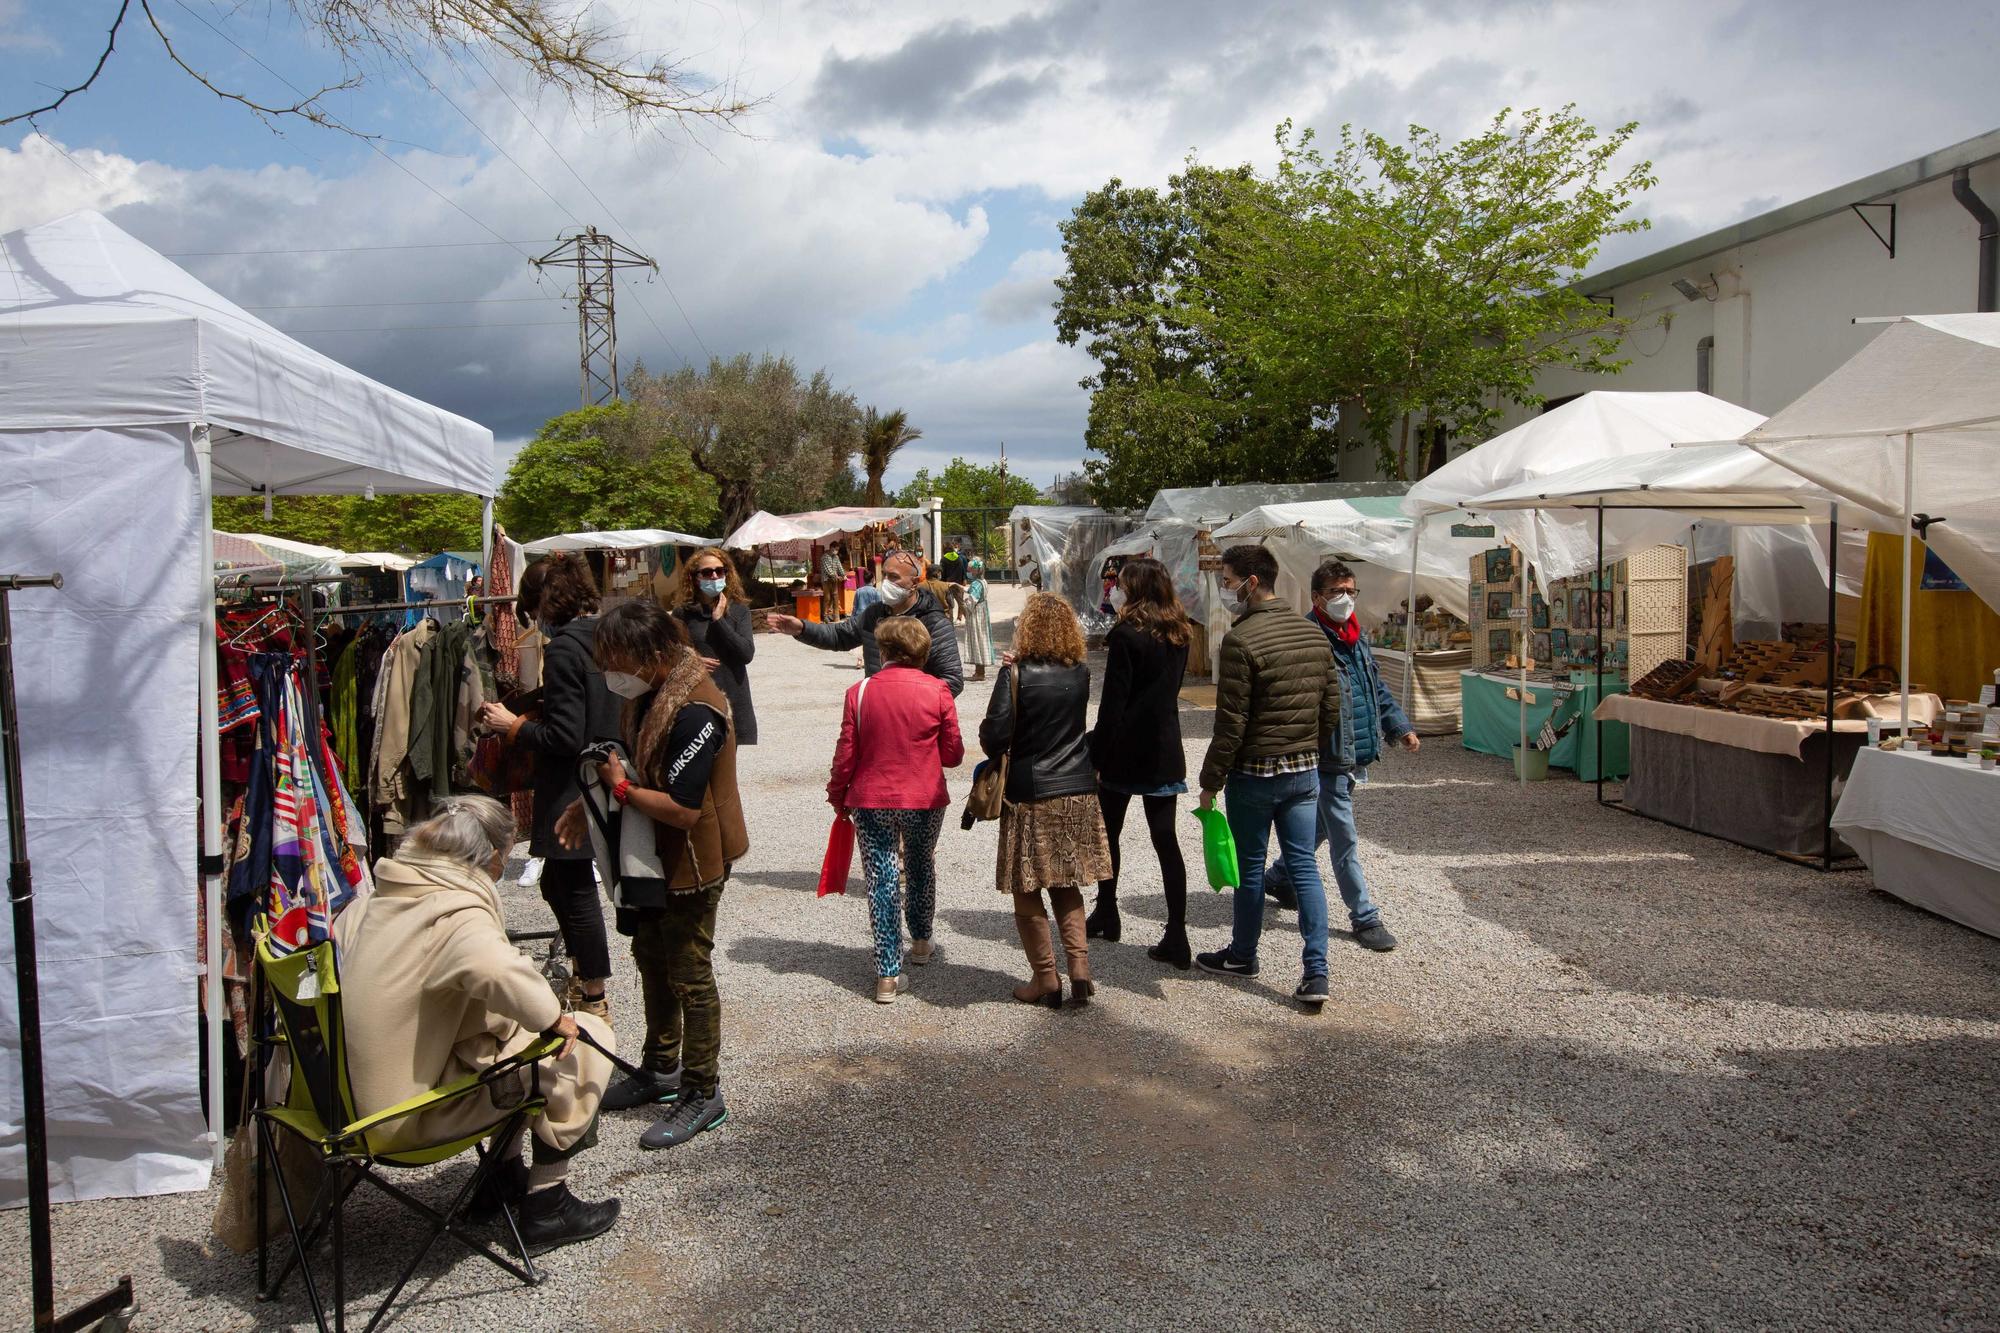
{"left": 140, "top": 0, "right": 363, "bottom": 134}
{"left": 0, "top": 0, "right": 135, "bottom": 129}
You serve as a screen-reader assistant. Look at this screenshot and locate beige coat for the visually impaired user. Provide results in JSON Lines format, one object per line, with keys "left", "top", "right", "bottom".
{"left": 332, "top": 850, "right": 611, "bottom": 1153}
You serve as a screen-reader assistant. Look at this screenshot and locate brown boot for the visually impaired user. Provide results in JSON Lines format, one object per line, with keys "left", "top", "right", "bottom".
{"left": 1011, "top": 895, "right": 1063, "bottom": 1008}
{"left": 1051, "top": 885, "right": 1095, "bottom": 1005}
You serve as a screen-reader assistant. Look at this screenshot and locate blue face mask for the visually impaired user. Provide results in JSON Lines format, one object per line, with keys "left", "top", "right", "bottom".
{"left": 698, "top": 576, "right": 727, "bottom": 598}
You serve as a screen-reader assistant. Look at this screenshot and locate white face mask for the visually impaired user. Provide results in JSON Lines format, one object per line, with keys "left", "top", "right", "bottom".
{"left": 882, "top": 578, "right": 915, "bottom": 606}
{"left": 1322, "top": 593, "right": 1356, "bottom": 622}
{"left": 1108, "top": 586, "right": 1127, "bottom": 611}
{"left": 1226, "top": 579, "right": 1255, "bottom": 611}
{"left": 603, "top": 669, "right": 652, "bottom": 699}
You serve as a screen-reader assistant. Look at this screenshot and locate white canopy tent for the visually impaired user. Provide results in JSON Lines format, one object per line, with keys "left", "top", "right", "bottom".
{"left": 1740, "top": 314, "right": 2000, "bottom": 730}
{"left": 520, "top": 527, "right": 711, "bottom": 554}
{"left": 0, "top": 210, "right": 495, "bottom": 1202}
{"left": 1214, "top": 495, "right": 1492, "bottom": 624}
{"left": 1145, "top": 480, "right": 1403, "bottom": 526}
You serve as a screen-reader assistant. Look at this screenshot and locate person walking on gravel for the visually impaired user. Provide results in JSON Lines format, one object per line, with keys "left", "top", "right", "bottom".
{"left": 1262, "top": 560, "right": 1415, "bottom": 952}
{"left": 1084, "top": 557, "right": 1193, "bottom": 968}
{"left": 980, "top": 593, "right": 1113, "bottom": 1007}
{"left": 769, "top": 549, "right": 964, "bottom": 696}
{"left": 558, "top": 600, "right": 747, "bottom": 1151}
{"left": 1193, "top": 545, "right": 1345, "bottom": 1007}
{"left": 826, "top": 616, "right": 965, "bottom": 1003}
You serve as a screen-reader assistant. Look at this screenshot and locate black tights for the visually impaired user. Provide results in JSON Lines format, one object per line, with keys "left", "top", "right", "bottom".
{"left": 1097, "top": 790, "right": 1188, "bottom": 929}
{"left": 539, "top": 857, "right": 612, "bottom": 982}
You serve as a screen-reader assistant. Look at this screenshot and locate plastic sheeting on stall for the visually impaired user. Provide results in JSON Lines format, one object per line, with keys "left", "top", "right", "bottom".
{"left": 1144, "top": 481, "right": 1405, "bottom": 526}
{"left": 1009, "top": 506, "right": 1138, "bottom": 614}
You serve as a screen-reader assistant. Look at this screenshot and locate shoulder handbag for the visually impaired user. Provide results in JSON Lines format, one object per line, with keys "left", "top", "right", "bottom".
{"left": 963, "top": 666, "right": 1016, "bottom": 823}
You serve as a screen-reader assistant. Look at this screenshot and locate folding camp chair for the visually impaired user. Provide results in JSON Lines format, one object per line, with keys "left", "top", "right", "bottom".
{"left": 252, "top": 932, "right": 565, "bottom": 1333}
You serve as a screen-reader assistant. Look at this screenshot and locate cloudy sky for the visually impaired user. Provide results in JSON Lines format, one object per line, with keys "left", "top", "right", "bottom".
{"left": 2, "top": 1, "right": 1994, "bottom": 490}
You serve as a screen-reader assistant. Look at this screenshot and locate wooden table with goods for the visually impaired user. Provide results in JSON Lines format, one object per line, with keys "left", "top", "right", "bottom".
{"left": 1593, "top": 648, "right": 1944, "bottom": 861}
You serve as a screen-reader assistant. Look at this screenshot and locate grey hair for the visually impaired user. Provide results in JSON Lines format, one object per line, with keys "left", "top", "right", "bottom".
{"left": 403, "top": 795, "right": 515, "bottom": 868}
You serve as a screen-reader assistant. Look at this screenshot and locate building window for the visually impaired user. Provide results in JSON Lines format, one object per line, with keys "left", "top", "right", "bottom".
{"left": 1695, "top": 336, "right": 1714, "bottom": 395}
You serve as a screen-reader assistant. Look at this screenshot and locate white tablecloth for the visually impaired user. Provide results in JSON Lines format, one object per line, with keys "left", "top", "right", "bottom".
{"left": 1833, "top": 747, "right": 2000, "bottom": 938}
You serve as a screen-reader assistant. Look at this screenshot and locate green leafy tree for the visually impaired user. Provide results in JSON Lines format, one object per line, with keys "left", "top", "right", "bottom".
{"left": 1044, "top": 470, "right": 1095, "bottom": 505}
{"left": 817, "top": 462, "right": 866, "bottom": 508}
{"left": 895, "top": 457, "right": 1043, "bottom": 513}
{"left": 497, "top": 403, "right": 718, "bottom": 541}
{"left": 211, "top": 495, "right": 349, "bottom": 545}
{"left": 630, "top": 354, "right": 861, "bottom": 536}
{"left": 859, "top": 407, "right": 923, "bottom": 505}
{"left": 341, "top": 494, "right": 486, "bottom": 553}
{"left": 1057, "top": 106, "right": 1655, "bottom": 494}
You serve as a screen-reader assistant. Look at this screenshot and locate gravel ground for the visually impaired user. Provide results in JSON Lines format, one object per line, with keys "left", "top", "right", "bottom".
{"left": 5, "top": 583, "right": 1999, "bottom": 1330}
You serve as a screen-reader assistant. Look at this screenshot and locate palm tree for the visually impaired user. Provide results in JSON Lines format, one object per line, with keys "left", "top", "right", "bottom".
{"left": 860, "top": 407, "right": 922, "bottom": 506}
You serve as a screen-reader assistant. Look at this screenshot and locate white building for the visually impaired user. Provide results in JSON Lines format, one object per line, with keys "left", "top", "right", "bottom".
{"left": 1396, "top": 127, "right": 2000, "bottom": 472}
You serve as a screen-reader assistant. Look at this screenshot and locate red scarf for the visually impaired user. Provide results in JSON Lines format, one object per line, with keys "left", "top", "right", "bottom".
{"left": 1314, "top": 606, "right": 1362, "bottom": 646}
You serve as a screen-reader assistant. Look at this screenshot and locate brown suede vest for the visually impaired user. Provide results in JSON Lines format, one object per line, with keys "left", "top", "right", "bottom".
{"left": 655, "top": 676, "right": 750, "bottom": 891}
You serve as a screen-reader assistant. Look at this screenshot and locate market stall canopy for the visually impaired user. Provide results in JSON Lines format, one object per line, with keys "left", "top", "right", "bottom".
{"left": 520, "top": 528, "right": 711, "bottom": 553}
{"left": 0, "top": 210, "right": 495, "bottom": 495}
{"left": 788, "top": 505, "right": 925, "bottom": 537}
{"left": 338, "top": 551, "right": 417, "bottom": 571}
{"left": 1741, "top": 313, "right": 2000, "bottom": 610}
{"left": 724, "top": 511, "right": 819, "bottom": 550}
{"left": 212, "top": 530, "right": 346, "bottom": 580}
{"left": 1008, "top": 505, "right": 1138, "bottom": 611}
{"left": 1213, "top": 495, "right": 1486, "bottom": 622}
{"left": 1145, "top": 481, "right": 1405, "bottom": 526}
{"left": 1405, "top": 391, "right": 1769, "bottom": 582}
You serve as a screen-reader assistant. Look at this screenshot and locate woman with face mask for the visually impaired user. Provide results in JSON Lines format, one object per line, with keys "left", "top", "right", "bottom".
{"left": 477, "top": 553, "right": 623, "bottom": 1021}
{"left": 666, "top": 546, "right": 758, "bottom": 746}
{"left": 770, "top": 549, "right": 966, "bottom": 696}
{"left": 557, "top": 599, "right": 748, "bottom": 1151}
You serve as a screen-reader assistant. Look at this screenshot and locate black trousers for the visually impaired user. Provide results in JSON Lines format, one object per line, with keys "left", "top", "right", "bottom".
{"left": 540, "top": 857, "right": 612, "bottom": 980}
{"left": 1096, "top": 789, "right": 1188, "bottom": 929}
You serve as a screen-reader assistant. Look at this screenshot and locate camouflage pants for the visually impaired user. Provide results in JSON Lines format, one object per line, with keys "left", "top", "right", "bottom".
{"left": 629, "top": 882, "right": 725, "bottom": 1094}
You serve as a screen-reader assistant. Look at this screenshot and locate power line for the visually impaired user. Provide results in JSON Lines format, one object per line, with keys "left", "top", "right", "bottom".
{"left": 245, "top": 296, "right": 569, "bottom": 308}
{"left": 275, "top": 320, "right": 574, "bottom": 333}
{"left": 166, "top": 240, "right": 544, "bottom": 257}
{"left": 456, "top": 44, "right": 712, "bottom": 360}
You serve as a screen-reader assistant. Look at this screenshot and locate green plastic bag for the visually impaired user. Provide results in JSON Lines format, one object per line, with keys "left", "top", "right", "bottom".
{"left": 1191, "top": 807, "right": 1240, "bottom": 891}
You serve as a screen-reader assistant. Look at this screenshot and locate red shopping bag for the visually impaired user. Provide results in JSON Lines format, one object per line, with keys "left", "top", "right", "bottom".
{"left": 817, "top": 813, "right": 856, "bottom": 897}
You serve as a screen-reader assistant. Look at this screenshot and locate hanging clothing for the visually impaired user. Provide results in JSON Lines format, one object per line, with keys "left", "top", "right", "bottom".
{"left": 962, "top": 577, "right": 995, "bottom": 668}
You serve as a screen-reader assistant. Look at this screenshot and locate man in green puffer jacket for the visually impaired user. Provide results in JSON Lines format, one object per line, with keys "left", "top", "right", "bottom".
{"left": 1194, "top": 544, "right": 1347, "bottom": 1006}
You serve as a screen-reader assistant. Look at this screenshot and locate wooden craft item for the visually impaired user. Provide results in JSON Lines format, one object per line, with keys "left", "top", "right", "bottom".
{"left": 1696, "top": 555, "right": 1734, "bottom": 673}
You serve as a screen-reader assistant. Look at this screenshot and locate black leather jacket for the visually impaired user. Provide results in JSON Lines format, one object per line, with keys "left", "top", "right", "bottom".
{"left": 979, "top": 660, "right": 1096, "bottom": 803}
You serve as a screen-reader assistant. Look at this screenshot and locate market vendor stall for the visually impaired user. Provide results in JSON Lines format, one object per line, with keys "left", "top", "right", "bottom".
{"left": 1461, "top": 670, "right": 1628, "bottom": 780}
{"left": 1370, "top": 647, "right": 1470, "bottom": 733}
{"left": 1833, "top": 747, "right": 2000, "bottom": 939}
{"left": 0, "top": 210, "right": 496, "bottom": 1209}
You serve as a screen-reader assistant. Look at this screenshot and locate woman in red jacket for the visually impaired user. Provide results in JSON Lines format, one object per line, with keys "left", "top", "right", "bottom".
{"left": 826, "top": 616, "right": 966, "bottom": 1003}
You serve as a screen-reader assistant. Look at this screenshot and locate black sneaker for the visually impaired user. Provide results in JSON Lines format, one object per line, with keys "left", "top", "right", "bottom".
{"left": 639, "top": 1086, "right": 728, "bottom": 1151}
{"left": 1264, "top": 875, "right": 1298, "bottom": 911}
{"left": 1293, "top": 975, "right": 1330, "bottom": 1005}
{"left": 519, "top": 1182, "right": 621, "bottom": 1254}
{"left": 1194, "top": 949, "right": 1260, "bottom": 978}
{"left": 1354, "top": 923, "right": 1399, "bottom": 952}
{"left": 601, "top": 1064, "right": 681, "bottom": 1113}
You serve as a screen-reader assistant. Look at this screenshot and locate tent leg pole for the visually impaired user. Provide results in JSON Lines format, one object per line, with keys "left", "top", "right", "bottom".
{"left": 1517, "top": 541, "right": 1527, "bottom": 787}
{"left": 1596, "top": 501, "right": 1605, "bottom": 805}
{"left": 1899, "top": 432, "right": 1914, "bottom": 736}
{"left": 196, "top": 425, "right": 228, "bottom": 1174}
{"left": 1824, "top": 506, "right": 1839, "bottom": 871}
{"left": 479, "top": 496, "right": 494, "bottom": 582}
{"left": 1403, "top": 520, "right": 1421, "bottom": 714}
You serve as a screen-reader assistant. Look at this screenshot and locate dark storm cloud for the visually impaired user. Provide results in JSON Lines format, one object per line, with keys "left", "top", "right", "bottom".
{"left": 811, "top": 11, "right": 1064, "bottom": 128}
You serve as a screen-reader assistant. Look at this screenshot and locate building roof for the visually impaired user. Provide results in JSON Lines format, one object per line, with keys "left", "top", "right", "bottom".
{"left": 1579, "top": 127, "right": 2000, "bottom": 296}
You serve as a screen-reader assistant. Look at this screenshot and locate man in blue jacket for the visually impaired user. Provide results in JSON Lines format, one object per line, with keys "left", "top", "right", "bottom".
{"left": 1264, "top": 560, "right": 1417, "bottom": 951}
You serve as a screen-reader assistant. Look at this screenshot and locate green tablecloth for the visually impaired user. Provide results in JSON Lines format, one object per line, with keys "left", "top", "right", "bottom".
{"left": 1459, "top": 671, "right": 1630, "bottom": 781}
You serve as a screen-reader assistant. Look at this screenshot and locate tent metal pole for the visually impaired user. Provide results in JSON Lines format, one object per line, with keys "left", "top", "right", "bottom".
{"left": 1899, "top": 431, "right": 1914, "bottom": 735}
{"left": 1402, "top": 518, "right": 1422, "bottom": 714}
{"left": 1824, "top": 505, "right": 1839, "bottom": 871}
{"left": 1517, "top": 540, "right": 1528, "bottom": 786}
{"left": 194, "top": 424, "right": 227, "bottom": 1173}
{"left": 480, "top": 496, "right": 495, "bottom": 582}
{"left": 1596, "top": 501, "right": 1605, "bottom": 806}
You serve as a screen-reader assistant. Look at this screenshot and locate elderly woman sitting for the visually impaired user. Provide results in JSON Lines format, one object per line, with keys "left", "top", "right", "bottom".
{"left": 331, "top": 795, "right": 620, "bottom": 1252}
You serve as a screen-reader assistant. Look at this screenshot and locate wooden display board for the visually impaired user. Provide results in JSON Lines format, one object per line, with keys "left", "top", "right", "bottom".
{"left": 1466, "top": 544, "right": 1688, "bottom": 680}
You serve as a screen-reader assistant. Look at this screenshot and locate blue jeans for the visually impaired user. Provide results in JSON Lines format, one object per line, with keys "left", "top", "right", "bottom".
{"left": 1264, "top": 771, "right": 1382, "bottom": 930}
{"left": 1224, "top": 770, "right": 1329, "bottom": 978}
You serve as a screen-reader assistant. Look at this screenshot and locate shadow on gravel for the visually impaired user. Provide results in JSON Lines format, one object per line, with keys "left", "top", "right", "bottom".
{"left": 725, "top": 935, "right": 1026, "bottom": 1010}
{"left": 621, "top": 1023, "right": 2000, "bottom": 1331}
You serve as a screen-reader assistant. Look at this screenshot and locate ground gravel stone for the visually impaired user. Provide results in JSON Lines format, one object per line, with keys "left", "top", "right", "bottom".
{"left": 0, "top": 585, "right": 1996, "bottom": 1329}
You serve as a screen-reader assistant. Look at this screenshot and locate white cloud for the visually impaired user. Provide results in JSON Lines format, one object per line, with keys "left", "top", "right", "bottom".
{"left": 977, "top": 247, "right": 1064, "bottom": 325}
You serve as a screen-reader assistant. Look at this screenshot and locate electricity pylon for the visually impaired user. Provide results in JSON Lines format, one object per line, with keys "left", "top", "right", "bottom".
{"left": 531, "top": 227, "right": 658, "bottom": 407}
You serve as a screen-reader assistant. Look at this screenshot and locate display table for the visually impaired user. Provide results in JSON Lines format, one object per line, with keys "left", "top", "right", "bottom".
{"left": 1373, "top": 647, "right": 1470, "bottom": 735}
{"left": 1594, "top": 692, "right": 1942, "bottom": 758}
{"left": 1833, "top": 747, "right": 2000, "bottom": 938}
{"left": 1460, "top": 671, "right": 1628, "bottom": 781}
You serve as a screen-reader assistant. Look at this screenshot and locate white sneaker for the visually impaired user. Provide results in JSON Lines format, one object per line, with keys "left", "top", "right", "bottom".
{"left": 520, "top": 858, "right": 545, "bottom": 888}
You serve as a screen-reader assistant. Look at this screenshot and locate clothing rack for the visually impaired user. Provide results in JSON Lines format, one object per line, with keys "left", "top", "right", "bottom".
{"left": 317, "top": 593, "right": 517, "bottom": 619}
